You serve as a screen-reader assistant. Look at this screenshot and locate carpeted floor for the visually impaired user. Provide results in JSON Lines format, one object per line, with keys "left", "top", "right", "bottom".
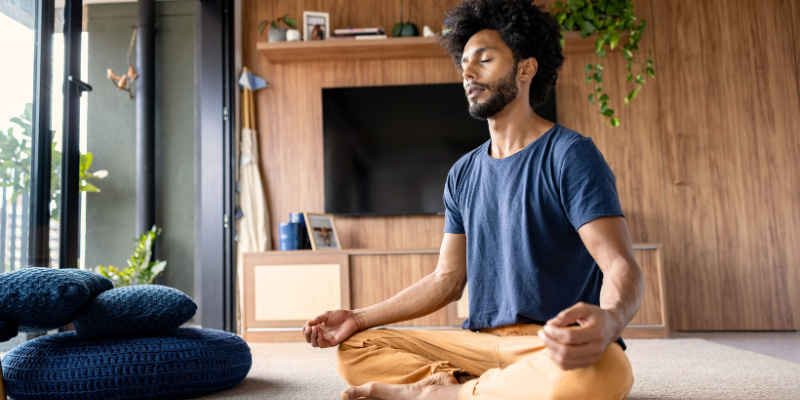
{"left": 198, "top": 338, "right": 800, "bottom": 400}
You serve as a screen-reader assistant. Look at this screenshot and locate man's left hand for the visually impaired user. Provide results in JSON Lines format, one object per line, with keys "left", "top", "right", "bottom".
{"left": 537, "top": 302, "right": 622, "bottom": 371}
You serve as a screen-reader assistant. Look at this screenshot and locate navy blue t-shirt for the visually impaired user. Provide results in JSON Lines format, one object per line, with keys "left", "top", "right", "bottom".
{"left": 443, "top": 124, "right": 626, "bottom": 349}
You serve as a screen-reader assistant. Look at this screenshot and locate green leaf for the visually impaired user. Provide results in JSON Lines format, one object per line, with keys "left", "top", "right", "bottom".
{"left": 567, "top": 0, "right": 584, "bottom": 11}
{"left": 589, "top": 94, "right": 595, "bottom": 104}
{"left": 585, "top": 75, "right": 593, "bottom": 83}
{"left": 585, "top": 63, "right": 594, "bottom": 73}
{"left": 283, "top": 17, "right": 297, "bottom": 29}
{"left": 635, "top": 74, "right": 645, "bottom": 84}
{"left": 597, "top": 48, "right": 606, "bottom": 57}
{"left": 580, "top": 20, "right": 596, "bottom": 36}
{"left": 623, "top": 49, "right": 633, "bottom": 60}
{"left": 602, "top": 109, "right": 614, "bottom": 117}
{"left": 646, "top": 66, "right": 655, "bottom": 78}
{"left": 609, "top": 32, "right": 621, "bottom": 49}
{"left": 600, "top": 101, "right": 609, "bottom": 113}
{"left": 599, "top": 94, "right": 609, "bottom": 101}
{"left": 557, "top": 12, "right": 567, "bottom": 25}
{"left": 564, "top": 16, "right": 575, "bottom": 31}
{"left": 610, "top": 118, "right": 620, "bottom": 127}
{"left": 582, "top": 6, "right": 596, "bottom": 20}
{"left": 595, "top": 63, "right": 603, "bottom": 71}
{"left": 593, "top": 72, "right": 603, "bottom": 83}
{"left": 257, "top": 21, "right": 267, "bottom": 36}
{"left": 626, "top": 73, "right": 633, "bottom": 82}
{"left": 595, "top": 38, "right": 604, "bottom": 53}
{"left": 596, "top": 87, "right": 602, "bottom": 93}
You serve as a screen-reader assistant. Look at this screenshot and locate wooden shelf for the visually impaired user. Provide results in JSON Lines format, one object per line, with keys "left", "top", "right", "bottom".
{"left": 257, "top": 32, "right": 611, "bottom": 64}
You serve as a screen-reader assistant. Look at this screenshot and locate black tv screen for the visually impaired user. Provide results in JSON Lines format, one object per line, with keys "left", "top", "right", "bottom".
{"left": 323, "top": 83, "right": 556, "bottom": 216}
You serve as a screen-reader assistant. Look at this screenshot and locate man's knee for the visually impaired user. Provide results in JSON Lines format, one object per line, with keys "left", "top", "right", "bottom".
{"left": 335, "top": 330, "right": 378, "bottom": 386}
{"left": 553, "top": 343, "right": 633, "bottom": 400}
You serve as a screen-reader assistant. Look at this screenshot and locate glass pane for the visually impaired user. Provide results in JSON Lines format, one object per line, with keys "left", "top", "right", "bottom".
{"left": 82, "top": 1, "right": 196, "bottom": 300}
{"left": 0, "top": 0, "right": 41, "bottom": 353}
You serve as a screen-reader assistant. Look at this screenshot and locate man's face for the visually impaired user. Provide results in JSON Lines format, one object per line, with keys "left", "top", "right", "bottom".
{"left": 461, "top": 29, "right": 519, "bottom": 120}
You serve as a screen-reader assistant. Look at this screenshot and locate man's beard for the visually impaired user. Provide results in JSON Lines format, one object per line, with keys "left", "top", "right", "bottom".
{"left": 467, "top": 65, "right": 519, "bottom": 120}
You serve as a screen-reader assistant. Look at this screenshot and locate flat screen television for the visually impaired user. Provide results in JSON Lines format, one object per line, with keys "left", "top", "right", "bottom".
{"left": 323, "top": 83, "right": 556, "bottom": 216}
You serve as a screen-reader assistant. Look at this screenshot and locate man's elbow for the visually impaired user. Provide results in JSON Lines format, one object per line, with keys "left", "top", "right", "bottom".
{"left": 432, "top": 269, "right": 467, "bottom": 303}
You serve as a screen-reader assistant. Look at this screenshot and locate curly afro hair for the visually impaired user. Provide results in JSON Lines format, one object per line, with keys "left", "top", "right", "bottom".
{"left": 438, "top": 0, "right": 564, "bottom": 108}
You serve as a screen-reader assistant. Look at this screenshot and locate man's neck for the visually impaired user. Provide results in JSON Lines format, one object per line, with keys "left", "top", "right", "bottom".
{"left": 486, "top": 99, "right": 555, "bottom": 159}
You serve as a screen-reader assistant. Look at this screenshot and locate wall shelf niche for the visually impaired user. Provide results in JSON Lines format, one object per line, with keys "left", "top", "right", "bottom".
{"left": 257, "top": 32, "right": 614, "bottom": 64}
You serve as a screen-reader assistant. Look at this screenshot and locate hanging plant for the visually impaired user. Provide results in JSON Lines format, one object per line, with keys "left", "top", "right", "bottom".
{"left": 551, "top": 0, "right": 655, "bottom": 127}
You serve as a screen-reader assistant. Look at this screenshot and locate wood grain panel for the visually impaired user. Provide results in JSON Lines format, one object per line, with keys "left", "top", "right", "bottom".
{"left": 652, "top": 0, "right": 800, "bottom": 330}
{"left": 629, "top": 248, "right": 664, "bottom": 325}
{"left": 350, "top": 253, "right": 448, "bottom": 326}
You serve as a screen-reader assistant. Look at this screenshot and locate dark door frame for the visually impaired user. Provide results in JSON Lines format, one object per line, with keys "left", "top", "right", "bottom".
{"left": 194, "top": 0, "right": 237, "bottom": 332}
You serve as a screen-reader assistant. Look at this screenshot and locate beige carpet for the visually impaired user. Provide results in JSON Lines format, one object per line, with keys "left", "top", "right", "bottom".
{"left": 198, "top": 338, "right": 800, "bottom": 400}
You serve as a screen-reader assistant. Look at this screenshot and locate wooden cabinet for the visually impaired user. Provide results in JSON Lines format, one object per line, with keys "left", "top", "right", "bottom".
{"left": 242, "top": 245, "right": 668, "bottom": 342}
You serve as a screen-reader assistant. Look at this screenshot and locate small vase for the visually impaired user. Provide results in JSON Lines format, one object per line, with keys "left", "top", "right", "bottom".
{"left": 268, "top": 26, "right": 288, "bottom": 43}
{"left": 286, "top": 29, "right": 301, "bottom": 42}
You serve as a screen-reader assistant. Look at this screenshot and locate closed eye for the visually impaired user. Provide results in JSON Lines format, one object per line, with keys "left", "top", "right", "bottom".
{"left": 480, "top": 59, "right": 492, "bottom": 63}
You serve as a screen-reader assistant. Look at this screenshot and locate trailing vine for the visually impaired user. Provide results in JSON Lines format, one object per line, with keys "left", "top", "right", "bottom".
{"left": 551, "top": 0, "right": 655, "bottom": 127}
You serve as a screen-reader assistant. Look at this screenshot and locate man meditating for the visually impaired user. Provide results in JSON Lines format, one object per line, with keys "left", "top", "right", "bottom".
{"left": 303, "top": 0, "right": 643, "bottom": 398}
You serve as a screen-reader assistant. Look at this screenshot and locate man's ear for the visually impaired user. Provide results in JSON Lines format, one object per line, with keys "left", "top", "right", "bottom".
{"left": 518, "top": 57, "right": 538, "bottom": 82}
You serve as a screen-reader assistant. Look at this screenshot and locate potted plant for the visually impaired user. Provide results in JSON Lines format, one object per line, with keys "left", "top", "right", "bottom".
{"left": 258, "top": 14, "right": 298, "bottom": 43}
{"left": 392, "top": 0, "right": 419, "bottom": 37}
{"left": 97, "top": 225, "right": 167, "bottom": 287}
{"left": 551, "top": 0, "right": 655, "bottom": 127}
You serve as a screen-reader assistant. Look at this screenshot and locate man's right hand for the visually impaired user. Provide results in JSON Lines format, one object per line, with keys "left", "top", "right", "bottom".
{"left": 303, "top": 309, "right": 361, "bottom": 348}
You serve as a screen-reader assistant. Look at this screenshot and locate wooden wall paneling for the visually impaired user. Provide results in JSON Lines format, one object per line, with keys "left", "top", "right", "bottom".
{"left": 553, "top": 0, "right": 672, "bottom": 322}
{"left": 629, "top": 247, "right": 664, "bottom": 326}
{"left": 652, "top": 0, "right": 800, "bottom": 330}
{"left": 350, "top": 253, "right": 449, "bottom": 326}
{"left": 793, "top": 0, "right": 800, "bottom": 99}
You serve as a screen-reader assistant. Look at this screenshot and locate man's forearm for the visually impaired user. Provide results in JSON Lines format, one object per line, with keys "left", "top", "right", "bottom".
{"left": 599, "top": 256, "right": 644, "bottom": 335}
{"left": 352, "top": 271, "right": 465, "bottom": 330}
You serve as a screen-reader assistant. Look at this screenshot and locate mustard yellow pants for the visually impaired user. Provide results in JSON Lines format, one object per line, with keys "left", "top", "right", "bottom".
{"left": 336, "top": 324, "right": 633, "bottom": 400}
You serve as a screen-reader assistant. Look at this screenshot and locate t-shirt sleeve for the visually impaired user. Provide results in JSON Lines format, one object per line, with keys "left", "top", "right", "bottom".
{"left": 443, "top": 167, "right": 465, "bottom": 234}
{"left": 559, "top": 138, "right": 624, "bottom": 231}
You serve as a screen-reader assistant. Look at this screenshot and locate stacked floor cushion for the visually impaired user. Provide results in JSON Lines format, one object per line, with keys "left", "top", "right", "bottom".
{"left": 0, "top": 268, "right": 113, "bottom": 333}
{"left": 1, "top": 327, "right": 252, "bottom": 400}
{"left": 73, "top": 285, "right": 198, "bottom": 339}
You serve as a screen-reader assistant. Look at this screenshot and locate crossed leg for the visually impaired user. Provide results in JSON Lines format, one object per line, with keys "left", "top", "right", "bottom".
{"left": 336, "top": 324, "right": 633, "bottom": 400}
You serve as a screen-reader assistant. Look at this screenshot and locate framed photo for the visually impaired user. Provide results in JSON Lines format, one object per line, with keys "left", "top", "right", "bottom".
{"left": 302, "top": 11, "right": 330, "bottom": 41}
{"left": 304, "top": 213, "right": 341, "bottom": 250}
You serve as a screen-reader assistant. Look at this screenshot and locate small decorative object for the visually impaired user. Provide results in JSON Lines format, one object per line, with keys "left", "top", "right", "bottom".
{"left": 97, "top": 225, "right": 167, "bottom": 287}
{"left": 279, "top": 222, "right": 302, "bottom": 251}
{"left": 392, "top": 0, "right": 419, "bottom": 37}
{"left": 106, "top": 27, "right": 138, "bottom": 99}
{"left": 258, "top": 13, "right": 298, "bottom": 43}
{"left": 423, "top": 25, "right": 436, "bottom": 38}
{"left": 551, "top": 0, "right": 655, "bottom": 128}
{"left": 304, "top": 213, "right": 342, "bottom": 251}
{"left": 289, "top": 212, "right": 312, "bottom": 249}
{"left": 286, "top": 28, "right": 301, "bottom": 42}
{"left": 73, "top": 285, "right": 197, "bottom": 339}
{"left": 442, "top": 18, "right": 451, "bottom": 36}
{"left": 1, "top": 328, "right": 252, "bottom": 400}
{"left": 303, "top": 11, "right": 330, "bottom": 41}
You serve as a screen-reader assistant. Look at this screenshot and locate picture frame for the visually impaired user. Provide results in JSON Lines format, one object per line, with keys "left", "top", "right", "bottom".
{"left": 302, "top": 11, "right": 330, "bottom": 41}
{"left": 304, "top": 213, "right": 342, "bottom": 250}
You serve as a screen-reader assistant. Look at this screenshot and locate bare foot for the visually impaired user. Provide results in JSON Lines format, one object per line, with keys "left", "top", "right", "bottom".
{"left": 341, "top": 372, "right": 461, "bottom": 400}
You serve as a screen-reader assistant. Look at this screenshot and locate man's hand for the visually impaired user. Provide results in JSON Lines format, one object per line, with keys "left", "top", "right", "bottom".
{"left": 537, "top": 302, "right": 622, "bottom": 370}
{"left": 303, "top": 310, "right": 361, "bottom": 348}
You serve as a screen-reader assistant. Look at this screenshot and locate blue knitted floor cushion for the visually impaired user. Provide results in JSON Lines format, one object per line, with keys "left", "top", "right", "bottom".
{"left": 1, "top": 327, "right": 252, "bottom": 400}
{"left": 0, "top": 268, "right": 113, "bottom": 333}
{"left": 73, "top": 285, "right": 198, "bottom": 339}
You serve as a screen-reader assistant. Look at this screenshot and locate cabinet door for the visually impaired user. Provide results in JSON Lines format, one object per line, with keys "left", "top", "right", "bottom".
{"left": 653, "top": 0, "right": 800, "bottom": 330}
